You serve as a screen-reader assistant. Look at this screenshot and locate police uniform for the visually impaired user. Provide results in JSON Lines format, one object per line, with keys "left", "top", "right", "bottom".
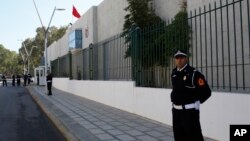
{"left": 17, "top": 75, "right": 21, "bottom": 86}
{"left": 12, "top": 75, "right": 15, "bottom": 86}
{"left": 28, "top": 74, "right": 32, "bottom": 85}
{"left": 24, "top": 74, "right": 28, "bottom": 86}
{"left": 46, "top": 73, "right": 53, "bottom": 95}
{"left": 171, "top": 50, "right": 211, "bottom": 141}
{"left": 2, "top": 75, "right": 7, "bottom": 87}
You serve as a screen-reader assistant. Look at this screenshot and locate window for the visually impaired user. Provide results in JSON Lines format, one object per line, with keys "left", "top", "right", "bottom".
{"left": 69, "top": 30, "right": 83, "bottom": 50}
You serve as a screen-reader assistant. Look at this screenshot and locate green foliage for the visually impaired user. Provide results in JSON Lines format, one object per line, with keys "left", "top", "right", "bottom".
{"left": 0, "top": 24, "right": 67, "bottom": 76}
{"left": 18, "top": 26, "right": 67, "bottom": 70}
{"left": 0, "top": 44, "right": 22, "bottom": 75}
{"left": 48, "top": 26, "right": 68, "bottom": 46}
{"left": 123, "top": 0, "right": 190, "bottom": 68}
{"left": 123, "top": 0, "right": 163, "bottom": 58}
{"left": 156, "top": 11, "right": 190, "bottom": 67}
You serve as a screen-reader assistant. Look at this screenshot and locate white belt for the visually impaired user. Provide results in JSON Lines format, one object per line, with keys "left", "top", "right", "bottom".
{"left": 173, "top": 101, "right": 200, "bottom": 110}
{"left": 47, "top": 81, "right": 52, "bottom": 83}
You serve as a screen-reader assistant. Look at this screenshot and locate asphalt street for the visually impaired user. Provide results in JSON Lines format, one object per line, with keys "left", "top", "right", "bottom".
{"left": 0, "top": 83, "right": 66, "bottom": 141}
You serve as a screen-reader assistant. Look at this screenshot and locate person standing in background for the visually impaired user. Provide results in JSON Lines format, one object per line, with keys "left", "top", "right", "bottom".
{"left": 28, "top": 73, "right": 32, "bottom": 85}
{"left": 2, "top": 74, "right": 7, "bottom": 87}
{"left": 12, "top": 74, "right": 15, "bottom": 86}
{"left": 46, "top": 72, "right": 53, "bottom": 95}
{"left": 17, "top": 74, "right": 21, "bottom": 86}
{"left": 23, "top": 74, "right": 28, "bottom": 86}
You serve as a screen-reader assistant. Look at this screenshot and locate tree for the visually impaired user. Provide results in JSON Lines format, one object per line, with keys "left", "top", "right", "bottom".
{"left": 0, "top": 44, "right": 22, "bottom": 75}
{"left": 123, "top": 0, "right": 163, "bottom": 58}
{"left": 155, "top": 10, "right": 190, "bottom": 67}
{"left": 123, "top": 0, "right": 190, "bottom": 87}
{"left": 18, "top": 26, "right": 67, "bottom": 72}
{"left": 123, "top": 0, "right": 190, "bottom": 68}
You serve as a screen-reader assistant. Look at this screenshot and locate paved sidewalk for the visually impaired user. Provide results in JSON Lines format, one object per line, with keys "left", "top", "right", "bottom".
{"left": 27, "top": 85, "right": 215, "bottom": 141}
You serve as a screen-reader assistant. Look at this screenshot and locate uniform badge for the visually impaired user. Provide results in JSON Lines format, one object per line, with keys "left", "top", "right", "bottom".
{"left": 198, "top": 78, "right": 205, "bottom": 86}
{"left": 183, "top": 76, "right": 187, "bottom": 80}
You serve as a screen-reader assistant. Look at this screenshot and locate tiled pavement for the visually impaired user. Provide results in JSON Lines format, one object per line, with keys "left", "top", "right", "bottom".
{"left": 27, "top": 85, "right": 216, "bottom": 141}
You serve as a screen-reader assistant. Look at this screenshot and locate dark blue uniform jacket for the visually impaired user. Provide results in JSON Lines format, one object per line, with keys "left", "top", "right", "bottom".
{"left": 171, "top": 64, "right": 211, "bottom": 105}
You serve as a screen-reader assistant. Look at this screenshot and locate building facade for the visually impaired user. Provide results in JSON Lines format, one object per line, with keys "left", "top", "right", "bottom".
{"left": 47, "top": 0, "right": 183, "bottom": 64}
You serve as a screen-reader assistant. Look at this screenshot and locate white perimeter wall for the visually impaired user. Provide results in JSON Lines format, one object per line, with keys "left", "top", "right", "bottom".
{"left": 188, "top": 0, "right": 217, "bottom": 11}
{"left": 154, "top": 0, "right": 181, "bottom": 20}
{"left": 53, "top": 78, "right": 250, "bottom": 141}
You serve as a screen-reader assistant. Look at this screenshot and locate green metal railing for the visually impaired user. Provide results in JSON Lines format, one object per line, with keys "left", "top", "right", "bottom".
{"left": 51, "top": 53, "right": 71, "bottom": 78}
{"left": 187, "top": 0, "right": 250, "bottom": 92}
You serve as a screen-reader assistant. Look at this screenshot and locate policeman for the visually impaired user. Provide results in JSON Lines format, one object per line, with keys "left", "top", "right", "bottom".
{"left": 2, "top": 74, "right": 7, "bottom": 87}
{"left": 16, "top": 74, "right": 21, "bottom": 86}
{"left": 46, "top": 72, "right": 53, "bottom": 95}
{"left": 23, "top": 73, "right": 28, "bottom": 86}
{"left": 36, "top": 73, "right": 39, "bottom": 85}
{"left": 12, "top": 74, "right": 15, "bottom": 86}
{"left": 171, "top": 50, "right": 211, "bottom": 141}
{"left": 28, "top": 73, "right": 32, "bottom": 85}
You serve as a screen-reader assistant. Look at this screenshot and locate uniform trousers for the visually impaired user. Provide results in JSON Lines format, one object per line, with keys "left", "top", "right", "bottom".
{"left": 172, "top": 108, "right": 204, "bottom": 141}
{"left": 3, "top": 80, "right": 7, "bottom": 87}
{"left": 47, "top": 82, "right": 52, "bottom": 95}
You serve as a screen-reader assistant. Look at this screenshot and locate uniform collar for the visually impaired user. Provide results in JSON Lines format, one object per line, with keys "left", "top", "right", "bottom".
{"left": 177, "top": 64, "right": 188, "bottom": 72}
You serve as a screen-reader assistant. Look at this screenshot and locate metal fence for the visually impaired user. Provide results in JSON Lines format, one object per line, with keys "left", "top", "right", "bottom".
{"left": 51, "top": 0, "right": 250, "bottom": 93}
{"left": 51, "top": 53, "right": 71, "bottom": 78}
{"left": 188, "top": 0, "right": 250, "bottom": 92}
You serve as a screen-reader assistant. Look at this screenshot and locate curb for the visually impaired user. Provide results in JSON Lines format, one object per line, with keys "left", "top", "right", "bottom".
{"left": 26, "top": 86, "right": 80, "bottom": 141}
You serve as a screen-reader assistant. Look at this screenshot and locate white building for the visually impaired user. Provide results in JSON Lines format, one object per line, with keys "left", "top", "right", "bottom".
{"left": 48, "top": 0, "right": 184, "bottom": 63}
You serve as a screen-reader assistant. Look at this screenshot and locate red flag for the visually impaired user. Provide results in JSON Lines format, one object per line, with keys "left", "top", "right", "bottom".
{"left": 72, "top": 5, "right": 81, "bottom": 18}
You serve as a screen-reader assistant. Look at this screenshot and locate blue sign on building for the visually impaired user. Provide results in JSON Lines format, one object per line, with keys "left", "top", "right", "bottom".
{"left": 69, "top": 30, "right": 82, "bottom": 50}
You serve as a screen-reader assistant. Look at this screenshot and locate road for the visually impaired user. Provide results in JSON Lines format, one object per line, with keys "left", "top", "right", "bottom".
{"left": 0, "top": 83, "right": 66, "bottom": 141}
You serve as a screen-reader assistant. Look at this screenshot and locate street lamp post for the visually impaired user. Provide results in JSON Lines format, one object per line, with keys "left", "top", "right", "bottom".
{"left": 32, "top": 0, "right": 65, "bottom": 93}
{"left": 44, "top": 7, "right": 65, "bottom": 77}
{"left": 21, "top": 43, "right": 37, "bottom": 74}
{"left": 20, "top": 41, "right": 37, "bottom": 74}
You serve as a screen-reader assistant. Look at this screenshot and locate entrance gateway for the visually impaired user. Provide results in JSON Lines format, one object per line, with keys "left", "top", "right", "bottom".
{"left": 34, "top": 66, "right": 50, "bottom": 86}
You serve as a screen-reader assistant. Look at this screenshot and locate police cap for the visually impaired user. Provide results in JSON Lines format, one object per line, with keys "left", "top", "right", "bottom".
{"left": 174, "top": 50, "right": 188, "bottom": 58}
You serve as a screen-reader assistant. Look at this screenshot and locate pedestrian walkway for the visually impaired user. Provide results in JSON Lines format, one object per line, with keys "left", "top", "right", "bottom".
{"left": 27, "top": 85, "right": 215, "bottom": 141}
